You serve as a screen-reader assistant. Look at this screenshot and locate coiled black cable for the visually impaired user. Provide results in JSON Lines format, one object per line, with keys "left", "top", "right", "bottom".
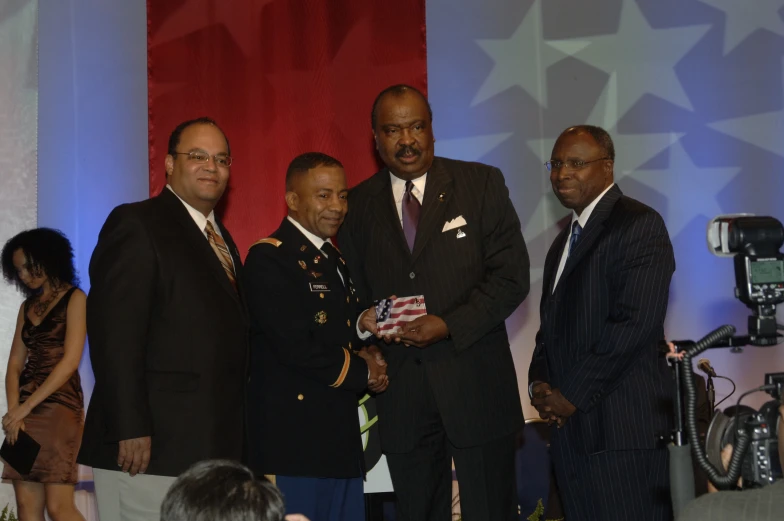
{"left": 681, "top": 324, "right": 751, "bottom": 490}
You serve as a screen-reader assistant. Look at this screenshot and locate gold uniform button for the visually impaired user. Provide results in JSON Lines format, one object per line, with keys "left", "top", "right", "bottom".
{"left": 297, "top": 394, "right": 304, "bottom": 401}
{"left": 347, "top": 319, "right": 351, "bottom": 327}
{"left": 320, "top": 293, "right": 325, "bottom": 299}
{"left": 346, "top": 296, "right": 349, "bottom": 303}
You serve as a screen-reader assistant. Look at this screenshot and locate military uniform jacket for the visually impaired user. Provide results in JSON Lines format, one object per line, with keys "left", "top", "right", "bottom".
{"left": 245, "top": 218, "right": 368, "bottom": 478}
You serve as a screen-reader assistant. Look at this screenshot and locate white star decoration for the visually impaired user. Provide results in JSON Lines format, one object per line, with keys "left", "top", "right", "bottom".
{"left": 547, "top": 0, "right": 710, "bottom": 128}
{"left": 471, "top": 0, "right": 589, "bottom": 108}
{"left": 698, "top": 0, "right": 784, "bottom": 54}
{"left": 434, "top": 132, "right": 513, "bottom": 163}
{"left": 628, "top": 139, "right": 739, "bottom": 238}
{"left": 708, "top": 59, "right": 784, "bottom": 156}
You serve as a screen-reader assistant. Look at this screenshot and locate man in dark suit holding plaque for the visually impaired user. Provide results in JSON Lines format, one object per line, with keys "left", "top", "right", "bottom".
{"left": 337, "top": 85, "right": 530, "bottom": 521}
{"left": 244, "top": 152, "right": 388, "bottom": 521}
{"left": 529, "top": 125, "right": 676, "bottom": 521}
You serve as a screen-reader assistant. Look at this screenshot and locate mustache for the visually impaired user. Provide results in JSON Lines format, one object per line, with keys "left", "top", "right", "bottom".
{"left": 396, "top": 145, "right": 421, "bottom": 159}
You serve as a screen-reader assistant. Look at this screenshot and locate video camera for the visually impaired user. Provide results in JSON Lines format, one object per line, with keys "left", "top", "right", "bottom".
{"left": 670, "top": 215, "right": 784, "bottom": 514}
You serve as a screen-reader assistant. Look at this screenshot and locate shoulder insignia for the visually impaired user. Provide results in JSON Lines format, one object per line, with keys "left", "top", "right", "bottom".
{"left": 251, "top": 238, "right": 282, "bottom": 248}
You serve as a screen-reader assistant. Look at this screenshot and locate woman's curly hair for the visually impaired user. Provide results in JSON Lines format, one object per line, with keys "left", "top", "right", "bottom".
{"left": 1, "top": 228, "right": 79, "bottom": 298}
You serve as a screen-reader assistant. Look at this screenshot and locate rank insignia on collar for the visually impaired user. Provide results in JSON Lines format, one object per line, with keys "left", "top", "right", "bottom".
{"left": 315, "top": 311, "right": 327, "bottom": 325}
{"left": 300, "top": 245, "right": 307, "bottom": 252}
{"left": 310, "top": 271, "right": 323, "bottom": 278}
{"left": 298, "top": 260, "right": 307, "bottom": 270}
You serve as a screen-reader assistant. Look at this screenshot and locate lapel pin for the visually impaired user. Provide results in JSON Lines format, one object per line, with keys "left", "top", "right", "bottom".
{"left": 314, "top": 256, "right": 321, "bottom": 264}
{"left": 438, "top": 192, "right": 446, "bottom": 202}
{"left": 298, "top": 260, "right": 307, "bottom": 270}
{"left": 310, "top": 271, "right": 323, "bottom": 278}
{"left": 456, "top": 228, "right": 466, "bottom": 239}
{"left": 300, "top": 245, "right": 307, "bottom": 252}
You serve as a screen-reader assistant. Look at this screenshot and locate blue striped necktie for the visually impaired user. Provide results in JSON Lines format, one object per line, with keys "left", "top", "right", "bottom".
{"left": 568, "top": 221, "right": 582, "bottom": 256}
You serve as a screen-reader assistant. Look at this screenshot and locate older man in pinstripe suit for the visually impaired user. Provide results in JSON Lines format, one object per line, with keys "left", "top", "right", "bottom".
{"left": 529, "top": 125, "right": 676, "bottom": 520}
{"left": 338, "top": 84, "right": 530, "bottom": 521}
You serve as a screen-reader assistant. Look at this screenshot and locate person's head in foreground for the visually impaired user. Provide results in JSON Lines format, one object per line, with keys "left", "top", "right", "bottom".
{"left": 160, "top": 460, "right": 290, "bottom": 521}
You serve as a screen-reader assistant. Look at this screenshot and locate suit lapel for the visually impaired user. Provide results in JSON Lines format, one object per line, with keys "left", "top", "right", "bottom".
{"left": 411, "top": 159, "right": 453, "bottom": 262}
{"left": 558, "top": 185, "right": 622, "bottom": 284}
{"left": 368, "top": 170, "right": 410, "bottom": 257}
{"left": 158, "top": 189, "right": 242, "bottom": 307}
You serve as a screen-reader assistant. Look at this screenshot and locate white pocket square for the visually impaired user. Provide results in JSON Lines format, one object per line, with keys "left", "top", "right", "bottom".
{"left": 442, "top": 215, "right": 467, "bottom": 232}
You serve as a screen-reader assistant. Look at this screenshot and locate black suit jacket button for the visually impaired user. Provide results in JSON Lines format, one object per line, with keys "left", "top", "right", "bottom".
{"left": 415, "top": 358, "right": 422, "bottom": 365}
{"left": 409, "top": 271, "right": 416, "bottom": 279}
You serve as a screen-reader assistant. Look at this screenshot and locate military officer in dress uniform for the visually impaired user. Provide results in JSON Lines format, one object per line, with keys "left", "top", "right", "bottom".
{"left": 244, "top": 152, "right": 388, "bottom": 521}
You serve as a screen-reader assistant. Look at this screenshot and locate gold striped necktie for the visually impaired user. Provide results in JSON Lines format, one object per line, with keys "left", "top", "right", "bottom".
{"left": 205, "top": 220, "right": 237, "bottom": 291}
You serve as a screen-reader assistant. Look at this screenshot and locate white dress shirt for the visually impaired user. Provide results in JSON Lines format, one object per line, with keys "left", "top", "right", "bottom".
{"left": 390, "top": 172, "right": 427, "bottom": 224}
{"left": 166, "top": 184, "right": 235, "bottom": 269}
{"left": 551, "top": 183, "right": 615, "bottom": 292}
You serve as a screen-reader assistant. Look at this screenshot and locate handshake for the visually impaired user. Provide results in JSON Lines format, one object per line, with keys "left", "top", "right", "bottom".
{"left": 358, "top": 345, "right": 389, "bottom": 393}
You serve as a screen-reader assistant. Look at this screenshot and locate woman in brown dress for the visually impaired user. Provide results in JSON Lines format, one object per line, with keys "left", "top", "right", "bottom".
{"left": 1, "top": 228, "right": 86, "bottom": 521}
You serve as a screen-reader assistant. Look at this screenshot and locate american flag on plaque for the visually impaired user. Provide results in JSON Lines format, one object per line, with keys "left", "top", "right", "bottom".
{"left": 374, "top": 295, "right": 427, "bottom": 335}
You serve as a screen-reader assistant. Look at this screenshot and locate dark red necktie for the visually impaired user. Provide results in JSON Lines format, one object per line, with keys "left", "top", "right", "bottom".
{"left": 402, "top": 180, "right": 421, "bottom": 251}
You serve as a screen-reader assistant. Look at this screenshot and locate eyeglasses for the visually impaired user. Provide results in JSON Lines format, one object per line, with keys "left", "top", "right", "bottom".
{"left": 173, "top": 151, "right": 233, "bottom": 168}
{"left": 545, "top": 157, "right": 609, "bottom": 172}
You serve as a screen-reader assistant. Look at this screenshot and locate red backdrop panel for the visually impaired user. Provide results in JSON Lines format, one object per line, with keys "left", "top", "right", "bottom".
{"left": 148, "top": 0, "right": 427, "bottom": 257}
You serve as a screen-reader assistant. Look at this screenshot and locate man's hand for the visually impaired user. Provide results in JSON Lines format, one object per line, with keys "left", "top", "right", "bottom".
{"left": 118, "top": 436, "right": 151, "bottom": 476}
{"left": 531, "top": 382, "right": 558, "bottom": 424}
{"left": 359, "top": 346, "right": 388, "bottom": 393}
{"left": 359, "top": 307, "right": 378, "bottom": 336}
{"left": 707, "top": 444, "right": 741, "bottom": 493}
{"left": 532, "top": 384, "right": 576, "bottom": 427}
{"left": 394, "top": 315, "right": 449, "bottom": 348}
{"left": 285, "top": 515, "right": 311, "bottom": 521}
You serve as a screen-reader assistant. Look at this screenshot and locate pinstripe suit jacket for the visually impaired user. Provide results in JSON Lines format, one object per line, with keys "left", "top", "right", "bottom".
{"left": 338, "top": 157, "right": 530, "bottom": 451}
{"left": 529, "top": 185, "right": 675, "bottom": 454}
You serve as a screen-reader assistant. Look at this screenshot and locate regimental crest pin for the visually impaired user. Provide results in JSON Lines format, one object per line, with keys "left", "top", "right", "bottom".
{"left": 456, "top": 228, "right": 466, "bottom": 239}
{"left": 314, "top": 310, "right": 327, "bottom": 325}
{"left": 314, "top": 256, "right": 321, "bottom": 264}
{"left": 298, "top": 260, "right": 307, "bottom": 270}
{"left": 300, "top": 245, "right": 307, "bottom": 252}
{"left": 310, "top": 271, "right": 323, "bottom": 279}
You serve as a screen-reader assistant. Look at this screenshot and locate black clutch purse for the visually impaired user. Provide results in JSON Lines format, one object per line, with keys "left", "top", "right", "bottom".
{"left": 0, "top": 430, "right": 41, "bottom": 475}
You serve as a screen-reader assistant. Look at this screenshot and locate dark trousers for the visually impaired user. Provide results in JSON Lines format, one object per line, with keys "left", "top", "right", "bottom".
{"left": 552, "top": 439, "right": 672, "bottom": 521}
{"left": 276, "top": 475, "right": 365, "bottom": 521}
{"left": 385, "top": 373, "right": 517, "bottom": 521}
